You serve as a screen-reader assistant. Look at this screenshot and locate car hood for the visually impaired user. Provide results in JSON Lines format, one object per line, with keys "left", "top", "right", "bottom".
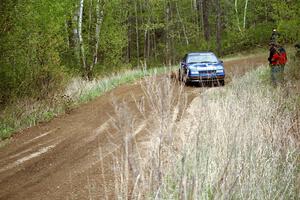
{"left": 187, "top": 63, "right": 223, "bottom": 71}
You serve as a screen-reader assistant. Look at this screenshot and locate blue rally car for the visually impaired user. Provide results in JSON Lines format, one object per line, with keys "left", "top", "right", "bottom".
{"left": 178, "top": 52, "right": 225, "bottom": 86}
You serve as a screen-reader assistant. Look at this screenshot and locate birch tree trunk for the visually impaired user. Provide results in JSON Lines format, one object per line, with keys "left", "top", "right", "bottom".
{"left": 126, "top": 0, "right": 131, "bottom": 63}
{"left": 84, "top": 0, "right": 104, "bottom": 80}
{"left": 147, "top": 29, "right": 150, "bottom": 59}
{"left": 143, "top": 29, "right": 147, "bottom": 63}
{"left": 216, "top": 0, "right": 222, "bottom": 56}
{"left": 87, "top": 0, "right": 93, "bottom": 45}
{"left": 243, "top": 0, "right": 249, "bottom": 29}
{"left": 143, "top": 0, "right": 150, "bottom": 65}
{"left": 92, "top": 0, "right": 103, "bottom": 67}
{"left": 134, "top": 0, "right": 140, "bottom": 67}
{"left": 235, "top": 0, "right": 242, "bottom": 32}
{"left": 175, "top": 2, "right": 189, "bottom": 46}
{"left": 72, "top": 8, "right": 80, "bottom": 59}
{"left": 78, "top": 0, "right": 87, "bottom": 77}
{"left": 165, "top": 1, "right": 171, "bottom": 66}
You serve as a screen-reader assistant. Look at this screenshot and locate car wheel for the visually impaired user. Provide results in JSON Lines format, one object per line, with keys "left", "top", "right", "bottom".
{"left": 178, "top": 69, "right": 181, "bottom": 82}
{"left": 220, "top": 80, "right": 225, "bottom": 86}
{"left": 183, "top": 75, "right": 190, "bottom": 86}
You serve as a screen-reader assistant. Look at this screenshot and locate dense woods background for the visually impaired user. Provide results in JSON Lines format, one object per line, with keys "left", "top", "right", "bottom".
{"left": 1, "top": 0, "right": 300, "bottom": 105}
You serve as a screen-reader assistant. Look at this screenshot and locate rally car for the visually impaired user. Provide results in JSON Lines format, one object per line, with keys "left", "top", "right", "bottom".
{"left": 178, "top": 52, "right": 225, "bottom": 86}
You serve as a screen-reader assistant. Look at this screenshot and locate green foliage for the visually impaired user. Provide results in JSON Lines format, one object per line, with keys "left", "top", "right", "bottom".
{"left": 272, "top": 0, "right": 300, "bottom": 43}
{"left": 98, "top": 0, "right": 127, "bottom": 67}
{"left": 0, "top": 124, "right": 14, "bottom": 140}
{"left": 0, "top": 0, "right": 73, "bottom": 104}
{"left": 278, "top": 20, "right": 300, "bottom": 43}
{"left": 223, "top": 22, "right": 273, "bottom": 53}
{"left": 1, "top": 0, "right": 300, "bottom": 139}
{"left": 1, "top": 0, "right": 299, "bottom": 97}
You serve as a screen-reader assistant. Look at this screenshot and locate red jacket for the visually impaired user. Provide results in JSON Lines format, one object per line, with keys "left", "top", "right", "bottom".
{"left": 271, "top": 53, "right": 280, "bottom": 65}
{"left": 279, "top": 52, "right": 287, "bottom": 65}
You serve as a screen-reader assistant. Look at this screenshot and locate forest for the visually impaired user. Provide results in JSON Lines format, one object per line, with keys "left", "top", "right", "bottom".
{"left": 1, "top": 0, "right": 300, "bottom": 105}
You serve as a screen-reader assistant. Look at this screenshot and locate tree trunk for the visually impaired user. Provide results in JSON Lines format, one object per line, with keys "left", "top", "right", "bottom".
{"left": 127, "top": 29, "right": 131, "bottom": 64}
{"left": 243, "top": 0, "right": 249, "bottom": 29}
{"left": 216, "top": 0, "right": 222, "bottom": 56}
{"left": 72, "top": 8, "right": 80, "bottom": 59}
{"left": 92, "top": 0, "right": 103, "bottom": 66}
{"left": 87, "top": 0, "right": 93, "bottom": 45}
{"left": 89, "top": 0, "right": 104, "bottom": 80}
{"left": 195, "top": 0, "right": 202, "bottom": 36}
{"left": 153, "top": 31, "right": 157, "bottom": 60}
{"left": 175, "top": 2, "right": 189, "bottom": 46}
{"left": 134, "top": 0, "right": 140, "bottom": 67}
{"left": 126, "top": 0, "right": 132, "bottom": 64}
{"left": 235, "top": 0, "right": 242, "bottom": 32}
{"left": 78, "top": 0, "right": 87, "bottom": 77}
{"left": 202, "top": 0, "right": 210, "bottom": 41}
{"left": 147, "top": 29, "right": 150, "bottom": 59}
{"left": 165, "top": 1, "right": 171, "bottom": 66}
{"left": 143, "top": 29, "right": 147, "bottom": 64}
{"left": 143, "top": 0, "right": 150, "bottom": 66}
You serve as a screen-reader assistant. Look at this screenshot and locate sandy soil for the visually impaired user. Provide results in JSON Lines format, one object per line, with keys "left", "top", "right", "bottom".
{"left": 0, "top": 55, "right": 266, "bottom": 200}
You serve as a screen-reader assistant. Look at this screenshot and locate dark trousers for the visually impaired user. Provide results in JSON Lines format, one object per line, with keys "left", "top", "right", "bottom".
{"left": 270, "top": 65, "right": 284, "bottom": 86}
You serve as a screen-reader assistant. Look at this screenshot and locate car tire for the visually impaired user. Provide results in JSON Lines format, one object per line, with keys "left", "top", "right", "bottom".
{"left": 183, "top": 75, "right": 190, "bottom": 86}
{"left": 219, "top": 80, "right": 225, "bottom": 86}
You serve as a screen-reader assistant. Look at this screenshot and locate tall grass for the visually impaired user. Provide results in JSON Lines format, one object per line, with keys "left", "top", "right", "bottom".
{"left": 107, "top": 74, "right": 187, "bottom": 199}
{"left": 109, "top": 64, "right": 299, "bottom": 199}
{"left": 159, "top": 67, "right": 299, "bottom": 199}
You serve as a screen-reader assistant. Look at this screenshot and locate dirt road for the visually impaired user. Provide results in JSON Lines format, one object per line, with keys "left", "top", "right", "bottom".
{"left": 0, "top": 55, "right": 266, "bottom": 200}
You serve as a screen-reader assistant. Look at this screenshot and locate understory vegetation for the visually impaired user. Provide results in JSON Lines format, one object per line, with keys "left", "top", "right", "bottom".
{"left": 110, "top": 60, "right": 300, "bottom": 199}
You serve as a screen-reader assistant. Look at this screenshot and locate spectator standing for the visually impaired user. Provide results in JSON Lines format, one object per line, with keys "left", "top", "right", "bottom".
{"left": 268, "top": 43, "right": 284, "bottom": 86}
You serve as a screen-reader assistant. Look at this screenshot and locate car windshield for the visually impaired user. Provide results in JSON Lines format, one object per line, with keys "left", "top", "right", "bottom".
{"left": 187, "top": 54, "right": 218, "bottom": 64}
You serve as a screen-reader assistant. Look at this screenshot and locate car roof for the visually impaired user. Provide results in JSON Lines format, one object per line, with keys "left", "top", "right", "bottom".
{"left": 187, "top": 52, "right": 215, "bottom": 56}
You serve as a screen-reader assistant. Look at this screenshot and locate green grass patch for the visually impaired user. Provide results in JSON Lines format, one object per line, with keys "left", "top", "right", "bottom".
{"left": 77, "top": 67, "right": 174, "bottom": 103}
{"left": 0, "top": 125, "right": 14, "bottom": 140}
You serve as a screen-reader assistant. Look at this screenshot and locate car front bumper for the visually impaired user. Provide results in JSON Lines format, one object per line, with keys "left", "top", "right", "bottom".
{"left": 187, "top": 74, "right": 225, "bottom": 82}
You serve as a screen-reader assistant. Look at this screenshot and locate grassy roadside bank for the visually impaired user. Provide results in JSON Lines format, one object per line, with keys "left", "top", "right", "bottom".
{"left": 0, "top": 66, "right": 174, "bottom": 141}
{"left": 153, "top": 62, "right": 300, "bottom": 199}
{"left": 109, "top": 60, "right": 300, "bottom": 199}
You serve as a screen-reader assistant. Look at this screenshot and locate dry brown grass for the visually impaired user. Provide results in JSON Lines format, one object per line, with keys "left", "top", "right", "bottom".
{"left": 103, "top": 74, "right": 187, "bottom": 199}
{"left": 108, "top": 66, "right": 299, "bottom": 199}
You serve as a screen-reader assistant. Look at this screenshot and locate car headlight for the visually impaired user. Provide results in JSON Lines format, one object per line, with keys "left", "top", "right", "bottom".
{"left": 190, "top": 71, "right": 199, "bottom": 74}
{"left": 189, "top": 66, "right": 197, "bottom": 71}
{"left": 216, "top": 69, "right": 224, "bottom": 73}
